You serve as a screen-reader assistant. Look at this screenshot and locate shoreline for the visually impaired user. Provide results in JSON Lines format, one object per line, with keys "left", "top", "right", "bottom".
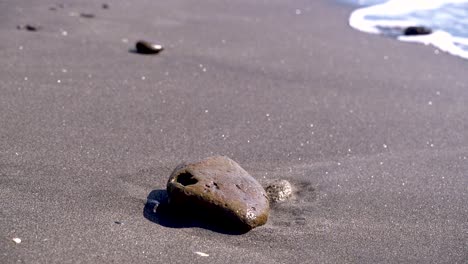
{"left": 348, "top": 0, "right": 468, "bottom": 60}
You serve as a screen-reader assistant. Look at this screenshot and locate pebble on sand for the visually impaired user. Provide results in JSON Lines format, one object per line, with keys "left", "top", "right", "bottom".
{"left": 12, "top": 238, "right": 21, "bottom": 244}
{"left": 17, "top": 24, "right": 41, "bottom": 31}
{"left": 194, "top": 252, "right": 209, "bottom": 257}
{"left": 403, "top": 26, "right": 432, "bottom": 36}
{"left": 80, "top": 13, "right": 96, "bottom": 18}
{"left": 135, "top": 40, "right": 164, "bottom": 54}
{"left": 167, "top": 156, "right": 270, "bottom": 231}
{"left": 265, "top": 179, "right": 293, "bottom": 203}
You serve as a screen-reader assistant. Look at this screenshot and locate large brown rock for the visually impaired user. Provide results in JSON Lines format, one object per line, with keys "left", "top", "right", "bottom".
{"left": 167, "top": 156, "right": 269, "bottom": 231}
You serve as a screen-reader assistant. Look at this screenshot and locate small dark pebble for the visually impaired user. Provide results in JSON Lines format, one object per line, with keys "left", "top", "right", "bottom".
{"left": 114, "top": 221, "right": 123, "bottom": 225}
{"left": 25, "top": 25, "right": 38, "bottom": 31}
{"left": 49, "top": 7, "right": 57, "bottom": 11}
{"left": 102, "top": 3, "right": 109, "bottom": 9}
{"left": 135, "top": 40, "right": 164, "bottom": 54}
{"left": 403, "top": 26, "right": 432, "bottom": 36}
{"left": 80, "top": 13, "right": 95, "bottom": 18}
{"left": 17, "top": 24, "right": 40, "bottom": 31}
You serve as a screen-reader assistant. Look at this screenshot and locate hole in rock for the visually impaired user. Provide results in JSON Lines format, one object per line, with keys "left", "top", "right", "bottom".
{"left": 177, "top": 172, "right": 198, "bottom": 186}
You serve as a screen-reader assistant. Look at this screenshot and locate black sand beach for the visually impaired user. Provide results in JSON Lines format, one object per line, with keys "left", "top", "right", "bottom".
{"left": 1, "top": 0, "right": 467, "bottom": 263}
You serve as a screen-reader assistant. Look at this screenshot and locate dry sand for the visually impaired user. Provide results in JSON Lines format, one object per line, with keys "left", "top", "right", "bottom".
{"left": 1, "top": 0, "right": 467, "bottom": 263}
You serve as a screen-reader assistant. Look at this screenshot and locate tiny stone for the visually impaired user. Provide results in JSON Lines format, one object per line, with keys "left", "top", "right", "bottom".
{"left": 114, "top": 221, "right": 123, "bottom": 225}
{"left": 265, "top": 179, "right": 293, "bottom": 203}
{"left": 25, "top": 24, "right": 39, "bottom": 31}
{"left": 17, "top": 24, "right": 41, "bottom": 31}
{"left": 80, "top": 13, "right": 95, "bottom": 18}
{"left": 403, "top": 26, "right": 432, "bottom": 36}
{"left": 135, "top": 40, "right": 164, "bottom": 54}
{"left": 12, "top": 238, "right": 21, "bottom": 244}
{"left": 102, "top": 3, "right": 109, "bottom": 9}
{"left": 167, "top": 156, "right": 269, "bottom": 231}
{"left": 195, "top": 252, "right": 209, "bottom": 257}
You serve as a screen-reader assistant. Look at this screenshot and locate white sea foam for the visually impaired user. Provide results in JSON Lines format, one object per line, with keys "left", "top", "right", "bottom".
{"left": 348, "top": 0, "right": 468, "bottom": 60}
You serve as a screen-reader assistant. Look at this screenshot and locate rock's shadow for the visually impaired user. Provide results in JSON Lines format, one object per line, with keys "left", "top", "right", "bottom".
{"left": 143, "top": 189, "right": 248, "bottom": 235}
{"left": 128, "top": 49, "right": 163, "bottom": 55}
{"left": 128, "top": 49, "right": 142, "bottom": 55}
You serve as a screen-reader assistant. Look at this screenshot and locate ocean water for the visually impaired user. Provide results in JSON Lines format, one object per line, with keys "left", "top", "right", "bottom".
{"left": 344, "top": 0, "right": 468, "bottom": 60}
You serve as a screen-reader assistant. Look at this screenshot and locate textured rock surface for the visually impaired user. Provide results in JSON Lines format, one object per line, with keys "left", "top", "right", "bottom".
{"left": 167, "top": 156, "right": 269, "bottom": 231}
{"left": 265, "top": 179, "right": 293, "bottom": 203}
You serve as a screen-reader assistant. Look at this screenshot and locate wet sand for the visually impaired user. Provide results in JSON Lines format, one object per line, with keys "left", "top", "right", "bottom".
{"left": 1, "top": 0, "right": 467, "bottom": 263}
